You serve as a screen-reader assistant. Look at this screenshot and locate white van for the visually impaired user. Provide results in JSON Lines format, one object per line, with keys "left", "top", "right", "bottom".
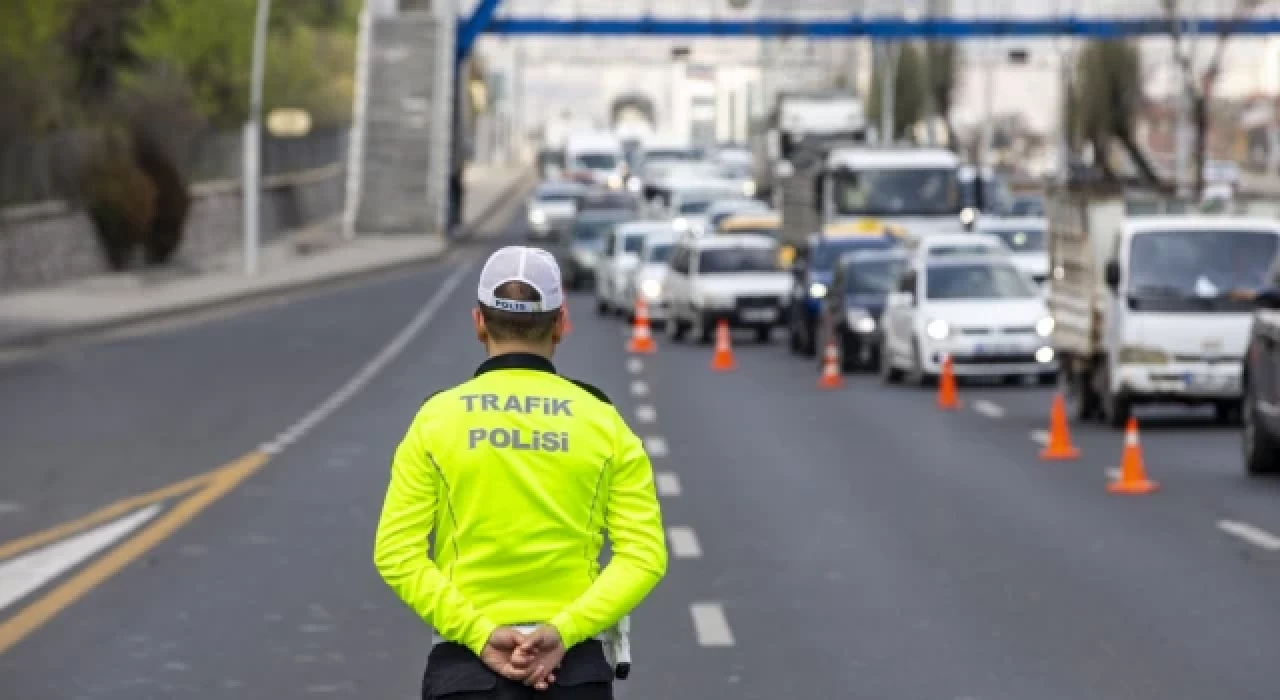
{"left": 565, "top": 132, "right": 626, "bottom": 190}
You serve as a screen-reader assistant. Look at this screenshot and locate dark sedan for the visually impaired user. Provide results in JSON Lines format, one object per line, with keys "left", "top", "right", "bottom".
{"left": 814, "top": 249, "right": 908, "bottom": 372}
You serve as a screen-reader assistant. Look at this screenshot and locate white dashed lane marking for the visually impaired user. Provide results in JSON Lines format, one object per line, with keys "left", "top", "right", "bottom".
{"left": 0, "top": 503, "right": 23, "bottom": 516}
{"left": 635, "top": 405, "right": 657, "bottom": 423}
{"left": 971, "top": 400, "right": 1005, "bottom": 419}
{"left": 690, "top": 603, "right": 735, "bottom": 647}
{"left": 627, "top": 358, "right": 644, "bottom": 374}
{"left": 667, "top": 526, "right": 702, "bottom": 558}
{"left": 655, "top": 472, "right": 682, "bottom": 497}
{"left": 1218, "top": 520, "right": 1280, "bottom": 551}
{"left": 630, "top": 380, "right": 648, "bottom": 397}
{"left": 1105, "top": 467, "right": 1121, "bottom": 481}
{"left": 644, "top": 436, "right": 668, "bottom": 458}
{"left": 1030, "top": 430, "right": 1049, "bottom": 446}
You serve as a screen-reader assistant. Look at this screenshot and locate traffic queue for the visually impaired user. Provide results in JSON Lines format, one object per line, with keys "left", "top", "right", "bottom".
{"left": 531, "top": 145, "right": 1280, "bottom": 481}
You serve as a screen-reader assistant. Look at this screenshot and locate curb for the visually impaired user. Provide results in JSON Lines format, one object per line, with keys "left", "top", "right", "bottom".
{"left": 0, "top": 171, "right": 534, "bottom": 352}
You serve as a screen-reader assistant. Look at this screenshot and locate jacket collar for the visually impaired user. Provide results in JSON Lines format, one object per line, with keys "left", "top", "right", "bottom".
{"left": 474, "top": 352, "right": 557, "bottom": 378}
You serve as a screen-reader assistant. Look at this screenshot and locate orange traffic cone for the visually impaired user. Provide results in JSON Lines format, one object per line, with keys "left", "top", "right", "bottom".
{"left": 1108, "top": 417, "right": 1158, "bottom": 495}
{"left": 937, "top": 354, "right": 960, "bottom": 410}
{"left": 1040, "top": 392, "right": 1080, "bottom": 460}
{"left": 627, "top": 297, "right": 656, "bottom": 354}
{"left": 710, "top": 319, "right": 736, "bottom": 372}
{"left": 818, "top": 338, "right": 843, "bottom": 389}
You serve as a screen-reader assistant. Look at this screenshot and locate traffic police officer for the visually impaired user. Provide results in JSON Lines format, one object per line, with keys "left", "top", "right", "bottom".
{"left": 374, "top": 246, "right": 668, "bottom": 699}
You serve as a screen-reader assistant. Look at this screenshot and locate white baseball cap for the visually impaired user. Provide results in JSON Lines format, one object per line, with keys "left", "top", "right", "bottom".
{"left": 477, "top": 246, "right": 565, "bottom": 313}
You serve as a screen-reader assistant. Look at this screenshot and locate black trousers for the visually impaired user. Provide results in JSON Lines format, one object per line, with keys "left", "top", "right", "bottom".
{"left": 422, "top": 640, "right": 614, "bottom": 700}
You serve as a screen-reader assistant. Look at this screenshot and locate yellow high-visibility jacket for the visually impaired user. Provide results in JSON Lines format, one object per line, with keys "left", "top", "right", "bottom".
{"left": 374, "top": 352, "right": 667, "bottom": 656}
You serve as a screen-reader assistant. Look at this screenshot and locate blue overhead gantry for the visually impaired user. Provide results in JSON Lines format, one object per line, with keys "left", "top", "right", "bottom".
{"left": 457, "top": 5, "right": 1280, "bottom": 63}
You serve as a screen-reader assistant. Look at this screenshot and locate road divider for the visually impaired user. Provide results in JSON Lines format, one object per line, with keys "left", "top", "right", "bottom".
{"left": 1040, "top": 393, "right": 1081, "bottom": 460}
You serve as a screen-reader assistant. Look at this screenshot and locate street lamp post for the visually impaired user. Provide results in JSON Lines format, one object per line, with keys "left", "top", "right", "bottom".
{"left": 243, "top": 0, "right": 271, "bottom": 276}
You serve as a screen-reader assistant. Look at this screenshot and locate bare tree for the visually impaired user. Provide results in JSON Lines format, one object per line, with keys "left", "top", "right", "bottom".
{"left": 1161, "top": 0, "right": 1266, "bottom": 195}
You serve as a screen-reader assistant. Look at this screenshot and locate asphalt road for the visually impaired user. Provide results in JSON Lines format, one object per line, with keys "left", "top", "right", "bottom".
{"left": 2, "top": 209, "right": 1279, "bottom": 699}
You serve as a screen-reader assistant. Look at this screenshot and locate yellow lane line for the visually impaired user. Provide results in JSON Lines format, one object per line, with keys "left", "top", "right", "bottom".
{"left": 0, "top": 466, "right": 225, "bottom": 562}
{"left": 0, "top": 450, "right": 270, "bottom": 656}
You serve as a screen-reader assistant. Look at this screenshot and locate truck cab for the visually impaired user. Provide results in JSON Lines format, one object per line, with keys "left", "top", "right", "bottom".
{"left": 751, "top": 91, "right": 867, "bottom": 202}
{"left": 1049, "top": 190, "right": 1280, "bottom": 427}
{"left": 777, "top": 146, "right": 965, "bottom": 251}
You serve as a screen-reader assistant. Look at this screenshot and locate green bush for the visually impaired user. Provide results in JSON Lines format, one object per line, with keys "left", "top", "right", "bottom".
{"left": 82, "top": 134, "right": 156, "bottom": 270}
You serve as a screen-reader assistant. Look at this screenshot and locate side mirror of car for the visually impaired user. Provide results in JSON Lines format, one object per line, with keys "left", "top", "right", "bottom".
{"left": 1104, "top": 259, "right": 1121, "bottom": 291}
{"left": 1256, "top": 287, "right": 1280, "bottom": 310}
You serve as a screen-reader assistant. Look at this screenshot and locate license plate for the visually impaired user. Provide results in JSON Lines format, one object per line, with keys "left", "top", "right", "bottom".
{"left": 1185, "top": 373, "right": 1235, "bottom": 391}
{"left": 973, "top": 343, "right": 1020, "bottom": 356}
{"left": 741, "top": 309, "right": 777, "bottom": 322}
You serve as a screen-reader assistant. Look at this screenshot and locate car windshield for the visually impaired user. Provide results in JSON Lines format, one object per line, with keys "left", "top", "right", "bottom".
{"left": 679, "top": 199, "right": 715, "bottom": 215}
{"left": 845, "top": 259, "right": 906, "bottom": 294}
{"left": 925, "top": 263, "right": 1037, "bottom": 300}
{"left": 984, "top": 227, "right": 1046, "bottom": 252}
{"left": 812, "top": 239, "right": 896, "bottom": 270}
{"left": 1010, "top": 196, "right": 1045, "bottom": 217}
{"left": 623, "top": 234, "right": 646, "bottom": 254}
{"left": 832, "top": 168, "right": 961, "bottom": 217}
{"left": 1127, "top": 230, "right": 1279, "bottom": 312}
{"left": 698, "top": 247, "right": 779, "bottom": 274}
{"left": 574, "top": 218, "right": 620, "bottom": 242}
{"left": 959, "top": 177, "right": 1011, "bottom": 212}
{"left": 538, "top": 151, "right": 565, "bottom": 168}
{"left": 573, "top": 153, "right": 618, "bottom": 170}
{"left": 646, "top": 243, "right": 673, "bottom": 263}
{"left": 644, "top": 149, "right": 699, "bottom": 162}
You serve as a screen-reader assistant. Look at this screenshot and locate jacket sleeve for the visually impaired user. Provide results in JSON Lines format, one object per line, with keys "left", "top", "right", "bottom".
{"left": 373, "top": 411, "right": 497, "bottom": 657}
{"left": 550, "top": 414, "right": 668, "bottom": 647}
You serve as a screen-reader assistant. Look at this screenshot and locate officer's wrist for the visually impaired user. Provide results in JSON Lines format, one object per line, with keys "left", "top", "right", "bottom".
{"left": 547, "top": 613, "right": 578, "bottom": 648}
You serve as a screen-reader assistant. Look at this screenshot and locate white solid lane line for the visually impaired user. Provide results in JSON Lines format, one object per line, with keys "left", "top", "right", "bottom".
{"left": 655, "top": 472, "right": 682, "bottom": 497}
{"left": 690, "top": 603, "right": 735, "bottom": 647}
{"left": 1218, "top": 520, "right": 1280, "bottom": 551}
{"left": 627, "top": 358, "right": 644, "bottom": 374}
{"left": 644, "top": 436, "right": 669, "bottom": 458}
{"left": 630, "top": 380, "right": 649, "bottom": 397}
{"left": 0, "top": 504, "right": 161, "bottom": 613}
{"left": 971, "top": 399, "right": 1005, "bottom": 419}
{"left": 1030, "top": 430, "right": 1049, "bottom": 446}
{"left": 260, "top": 262, "right": 474, "bottom": 454}
{"left": 667, "top": 526, "right": 702, "bottom": 559}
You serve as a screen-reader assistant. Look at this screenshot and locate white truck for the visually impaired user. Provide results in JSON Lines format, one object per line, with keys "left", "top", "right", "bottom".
{"left": 1047, "top": 186, "right": 1280, "bottom": 427}
{"left": 776, "top": 145, "right": 965, "bottom": 247}
{"left": 564, "top": 131, "right": 627, "bottom": 190}
{"left": 750, "top": 91, "right": 867, "bottom": 204}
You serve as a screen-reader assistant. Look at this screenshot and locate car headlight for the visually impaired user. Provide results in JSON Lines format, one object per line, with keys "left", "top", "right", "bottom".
{"left": 608, "top": 174, "right": 623, "bottom": 189}
{"left": 1036, "top": 316, "right": 1055, "bottom": 337}
{"left": 673, "top": 217, "right": 689, "bottom": 232}
{"left": 641, "top": 279, "right": 662, "bottom": 298}
{"left": 1035, "top": 346, "right": 1055, "bottom": 363}
{"left": 691, "top": 222, "right": 706, "bottom": 236}
{"left": 960, "top": 207, "right": 977, "bottom": 227}
{"left": 529, "top": 209, "right": 547, "bottom": 225}
{"left": 925, "top": 318, "right": 951, "bottom": 340}
{"left": 627, "top": 176, "right": 643, "bottom": 192}
{"left": 847, "top": 309, "right": 875, "bottom": 333}
{"left": 1118, "top": 345, "right": 1169, "bottom": 365}
{"left": 809, "top": 282, "right": 828, "bottom": 299}
{"left": 741, "top": 180, "right": 756, "bottom": 196}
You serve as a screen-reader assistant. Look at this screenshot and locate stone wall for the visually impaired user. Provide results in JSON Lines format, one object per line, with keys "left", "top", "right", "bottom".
{"left": 0, "top": 164, "right": 345, "bottom": 293}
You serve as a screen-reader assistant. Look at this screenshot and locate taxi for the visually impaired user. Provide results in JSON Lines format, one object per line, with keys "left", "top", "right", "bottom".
{"left": 823, "top": 218, "right": 907, "bottom": 240}
{"left": 716, "top": 212, "right": 780, "bottom": 239}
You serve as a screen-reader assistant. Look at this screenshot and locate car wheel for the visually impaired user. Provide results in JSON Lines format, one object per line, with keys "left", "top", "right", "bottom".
{"left": 879, "top": 337, "right": 904, "bottom": 384}
{"left": 788, "top": 315, "right": 803, "bottom": 355}
{"left": 596, "top": 297, "right": 609, "bottom": 315}
{"left": 838, "top": 331, "right": 859, "bottom": 373}
{"left": 692, "top": 315, "right": 713, "bottom": 345}
{"left": 1214, "top": 399, "right": 1242, "bottom": 425}
{"left": 755, "top": 325, "right": 772, "bottom": 344}
{"left": 907, "top": 337, "right": 931, "bottom": 387}
{"left": 1243, "top": 378, "right": 1280, "bottom": 476}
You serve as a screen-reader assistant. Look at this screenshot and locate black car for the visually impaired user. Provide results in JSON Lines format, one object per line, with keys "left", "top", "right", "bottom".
{"left": 1243, "top": 285, "right": 1280, "bottom": 476}
{"left": 787, "top": 233, "right": 901, "bottom": 357}
{"left": 814, "top": 249, "right": 908, "bottom": 372}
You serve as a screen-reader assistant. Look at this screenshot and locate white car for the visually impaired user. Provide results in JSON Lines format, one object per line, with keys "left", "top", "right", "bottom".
{"left": 525, "top": 181, "right": 586, "bottom": 240}
{"left": 595, "top": 221, "right": 671, "bottom": 315}
{"left": 976, "top": 217, "right": 1049, "bottom": 286}
{"left": 879, "top": 254, "right": 1058, "bottom": 385}
{"left": 619, "top": 229, "right": 677, "bottom": 322}
{"left": 906, "top": 232, "right": 1010, "bottom": 262}
{"left": 666, "top": 182, "right": 752, "bottom": 236}
{"left": 663, "top": 233, "right": 792, "bottom": 344}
